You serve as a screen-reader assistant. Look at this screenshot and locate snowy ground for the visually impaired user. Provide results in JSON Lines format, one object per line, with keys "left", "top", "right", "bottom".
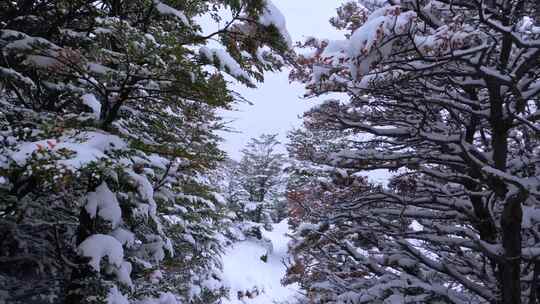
{"left": 221, "top": 220, "right": 301, "bottom": 304}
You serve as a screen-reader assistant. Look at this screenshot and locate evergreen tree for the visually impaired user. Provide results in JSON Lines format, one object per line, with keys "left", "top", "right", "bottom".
{"left": 210, "top": 158, "right": 245, "bottom": 222}
{"left": 0, "top": 1, "right": 291, "bottom": 303}
{"left": 236, "top": 134, "right": 286, "bottom": 229}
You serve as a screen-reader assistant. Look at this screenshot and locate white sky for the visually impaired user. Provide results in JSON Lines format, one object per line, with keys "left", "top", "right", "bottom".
{"left": 218, "top": 1, "right": 391, "bottom": 184}
{"left": 219, "top": 0, "right": 348, "bottom": 159}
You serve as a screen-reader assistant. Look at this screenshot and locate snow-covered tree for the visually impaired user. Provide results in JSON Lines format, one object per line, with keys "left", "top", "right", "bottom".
{"left": 285, "top": 127, "right": 355, "bottom": 226}
{"left": 236, "top": 134, "right": 286, "bottom": 228}
{"left": 284, "top": 126, "right": 379, "bottom": 303}
{"left": 0, "top": 1, "right": 291, "bottom": 303}
{"left": 287, "top": 0, "right": 540, "bottom": 303}
{"left": 210, "top": 158, "right": 246, "bottom": 223}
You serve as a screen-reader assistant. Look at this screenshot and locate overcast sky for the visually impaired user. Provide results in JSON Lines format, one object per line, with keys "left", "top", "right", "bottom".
{"left": 217, "top": 0, "right": 391, "bottom": 185}
{"left": 219, "top": 0, "right": 348, "bottom": 159}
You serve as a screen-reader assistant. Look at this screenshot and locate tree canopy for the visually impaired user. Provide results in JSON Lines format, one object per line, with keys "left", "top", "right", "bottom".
{"left": 0, "top": 1, "right": 291, "bottom": 303}
{"left": 286, "top": 0, "right": 540, "bottom": 303}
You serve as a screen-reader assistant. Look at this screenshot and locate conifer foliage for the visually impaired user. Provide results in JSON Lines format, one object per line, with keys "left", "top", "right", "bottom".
{"left": 237, "top": 134, "right": 286, "bottom": 227}
{"left": 0, "top": 1, "right": 291, "bottom": 303}
{"left": 287, "top": 0, "right": 540, "bottom": 303}
{"left": 214, "top": 134, "right": 287, "bottom": 231}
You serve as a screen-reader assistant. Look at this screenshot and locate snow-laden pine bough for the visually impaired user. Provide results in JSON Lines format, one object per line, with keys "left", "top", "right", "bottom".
{"left": 0, "top": 0, "right": 292, "bottom": 303}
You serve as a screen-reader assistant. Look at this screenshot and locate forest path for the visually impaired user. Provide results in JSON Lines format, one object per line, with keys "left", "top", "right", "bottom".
{"left": 221, "top": 220, "right": 300, "bottom": 304}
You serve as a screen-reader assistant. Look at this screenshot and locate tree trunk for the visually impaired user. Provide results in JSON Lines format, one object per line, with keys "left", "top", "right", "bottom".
{"left": 256, "top": 205, "right": 263, "bottom": 223}
{"left": 65, "top": 209, "right": 95, "bottom": 304}
{"left": 500, "top": 196, "right": 523, "bottom": 304}
{"left": 487, "top": 78, "right": 521, "bottom": 304}
{"left": 529, "top": 262, "right": 540, "bottom": 304}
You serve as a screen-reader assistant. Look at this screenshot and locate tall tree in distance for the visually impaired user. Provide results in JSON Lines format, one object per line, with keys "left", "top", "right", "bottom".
{"left": 237, "top": 134, "right": 287, "bottom": 229}
{"left": 287, "top": 0, "right": 540, "bottom": 303}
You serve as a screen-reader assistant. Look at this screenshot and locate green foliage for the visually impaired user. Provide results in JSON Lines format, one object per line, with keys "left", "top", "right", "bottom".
{"left": 0, "top": 0, "right": 291, "bottom": 303}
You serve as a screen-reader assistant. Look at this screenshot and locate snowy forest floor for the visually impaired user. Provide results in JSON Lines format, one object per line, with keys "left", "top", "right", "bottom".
{"left": 221, "top": 220, "right": 301, "bottom": 304}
